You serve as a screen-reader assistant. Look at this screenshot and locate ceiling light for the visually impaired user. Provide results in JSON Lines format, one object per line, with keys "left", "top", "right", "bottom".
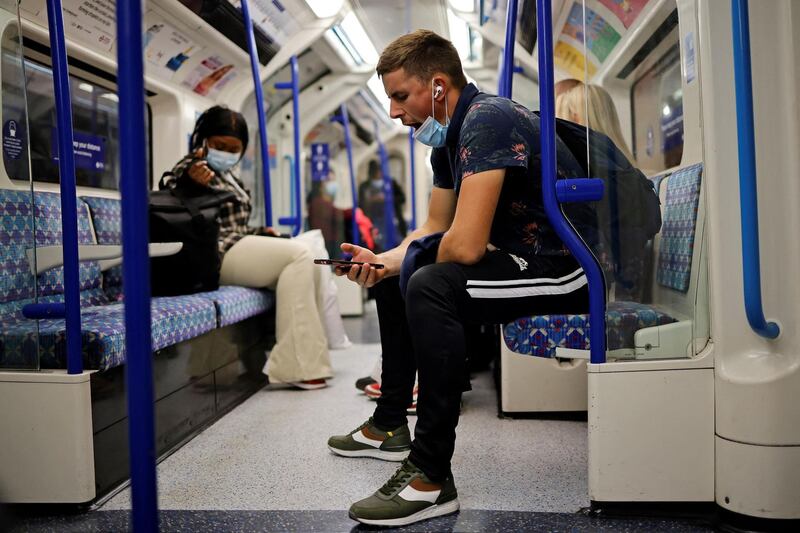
{"left": 448, "top": 0, "right": 476, "bottom": 12}
{"left": 340, "top": 11, "right": 378, "bottom": 65}
{"left": 304, "top": 0, "right": 344, "bottom": 19}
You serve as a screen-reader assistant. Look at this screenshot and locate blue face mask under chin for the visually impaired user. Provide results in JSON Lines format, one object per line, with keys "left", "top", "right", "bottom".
{"left": 206, "top": 147, "right": 241, "bottom": 173}
{"left": 414, "top": 82, "right": 449, "bottom": 148}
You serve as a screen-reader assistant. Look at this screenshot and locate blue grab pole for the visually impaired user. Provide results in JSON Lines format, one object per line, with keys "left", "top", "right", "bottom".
{"left": 116, "top": 0, "right": 159, "bottom": 530}
{"left": 274, "top": 56, "right": 302, "bottom": 236}
{"left": 731, "top": 0, "right": 779, "bottom": 339}
{"left": 498, "top": 0, "right": 518, "bottom": 98}
{"left": 45, "top": 0, "right": 82, "bottom": 375}
{"left": 336, "top": 105, "right": 360, "bottom": 248}
{"left": 408, "top": 129, "right": 417, "bottom": 231}
{"left": 377, "top": 137, "right": 398, "bottom": 249}
{"left": 240, "top": 0, "right": 273, "bottom": 226}
{"left": 536, "top": 0, "right": 607, "bottom": 364}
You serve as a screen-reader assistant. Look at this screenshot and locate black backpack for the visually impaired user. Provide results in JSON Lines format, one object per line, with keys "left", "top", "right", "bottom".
{"left": 149, "top": 183, "right": 235, "bottom": 296}
{"left": 552, "top": 117, "right": 662, "bottom": 292}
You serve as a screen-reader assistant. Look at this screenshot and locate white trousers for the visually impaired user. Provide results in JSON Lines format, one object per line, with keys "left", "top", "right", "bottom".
{"left": 220, "top": 234, "right": 332, "bottom": 383}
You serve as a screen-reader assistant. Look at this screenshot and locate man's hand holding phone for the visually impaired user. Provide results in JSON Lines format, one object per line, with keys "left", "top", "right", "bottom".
{"left": 335, "top": 243, "right": 386, "bottom": 288}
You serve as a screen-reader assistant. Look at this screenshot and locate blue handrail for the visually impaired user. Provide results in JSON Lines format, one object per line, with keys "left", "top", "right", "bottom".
{"left": 332, "top": 105, "right": 359, "bottom": 248}
{"left": 731, "top": 0, "right": 779, "bottom": 339}
{"left": 536, "top": 0, "right": 607, "bottom": 364}
{"left": 408, "top": 129, "right": 417, "bottom": 231}
{"left": 498, "top": 0, "right": 518, "bottom": 98}
{"left": 116, "top": 1, "right": 159, "bottom": 530}
{"left": 44, "top": 0, "right": 81, "bottom": 375}
{"left": 377, "top": 135, "right": 398, "bottom": 249}
{"left": 277, "top": 155, "right": 297, "bottom": 228}
{"left": 240, "top": 0, "right": 273, "bottom": 227}
{"left": 274, "top": 56, "right": 302, "bottom": 236}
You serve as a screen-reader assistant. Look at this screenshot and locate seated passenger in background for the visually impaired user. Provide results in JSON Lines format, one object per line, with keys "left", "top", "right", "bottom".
{"left": 556, "top": 81, "right": 649, "bottom": 301}
{"left": 327, "top": 31, "right": 590, "bottom": 526}
{"left": 162, "top": 106, "right": 335, "bottom": 389}
{"left": 556, "top": 80, "right": 635, "bottom": 163}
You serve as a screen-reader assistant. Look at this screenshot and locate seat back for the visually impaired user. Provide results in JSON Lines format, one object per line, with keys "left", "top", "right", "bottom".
{"left": 0, "top": 189, "right": 105, "bottom": 320}
{"left": 81, "top": 196, "right": 124, "bottom": 300}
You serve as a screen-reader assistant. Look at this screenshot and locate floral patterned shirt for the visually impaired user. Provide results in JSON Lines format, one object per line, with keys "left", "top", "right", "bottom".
{"left": 432, "top": 84, "right": 591, "bottom": 259}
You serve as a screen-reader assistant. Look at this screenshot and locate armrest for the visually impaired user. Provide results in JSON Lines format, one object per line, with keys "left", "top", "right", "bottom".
{"left": 97, "top": 242, "right": 183, "bottom": 271}
{"left": 28, "top": 242, "right": 183, "bottom": 274}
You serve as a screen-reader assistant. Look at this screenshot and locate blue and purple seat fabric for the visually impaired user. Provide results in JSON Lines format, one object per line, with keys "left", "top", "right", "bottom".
{"left": 504, "top": 164, "right": 703, "bottom": 357}
{"left": 0, "top": 191, "right": 273, "bottom": 371}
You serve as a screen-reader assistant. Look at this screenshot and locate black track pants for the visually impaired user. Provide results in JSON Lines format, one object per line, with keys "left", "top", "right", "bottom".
{"left": 372, "top": 250, "right": 589, "bottom": 481}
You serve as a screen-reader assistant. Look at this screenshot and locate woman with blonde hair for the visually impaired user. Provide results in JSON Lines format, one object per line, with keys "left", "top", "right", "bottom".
{"left": 556, "top": 81, "right": 635, "bottom": 164}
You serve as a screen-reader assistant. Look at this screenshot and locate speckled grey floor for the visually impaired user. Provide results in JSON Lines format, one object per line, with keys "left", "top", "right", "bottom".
{"left": 99, "top": 340, "right": 589, "bottom": 512}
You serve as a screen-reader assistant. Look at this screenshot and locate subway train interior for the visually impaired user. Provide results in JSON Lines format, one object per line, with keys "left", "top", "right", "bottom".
{"left": 0, "top": 0, "right": 798, "bottom": 531}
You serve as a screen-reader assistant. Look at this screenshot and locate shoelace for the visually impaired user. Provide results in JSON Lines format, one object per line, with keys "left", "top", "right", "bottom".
{"left": 350, "top": 417, "right": 374, "bottom": 435}
{"left": 379, "top": 460, "right": 418, "bottom": 496}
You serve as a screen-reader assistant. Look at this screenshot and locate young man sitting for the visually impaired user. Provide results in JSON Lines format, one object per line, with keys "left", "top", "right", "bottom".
{"left": 328, "top": 30, "right": 591, "bottom": 527}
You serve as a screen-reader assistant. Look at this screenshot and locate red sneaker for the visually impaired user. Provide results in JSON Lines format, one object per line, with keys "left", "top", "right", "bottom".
{"left": 407, "top": 384, "right": 418, "bottom": 415}
{"left": 290, "top": 379, "right": 327, "bottom": 390}
{"left": 364, "top": 382, "right": 382, "bottom": 399}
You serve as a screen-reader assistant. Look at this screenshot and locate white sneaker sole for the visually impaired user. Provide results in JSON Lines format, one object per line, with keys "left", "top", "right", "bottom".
{"left": 327, "top": 445, "right": 409, "bottom": 462}
{"left": 353, "top": 498, "right": 460, "bottom": 527}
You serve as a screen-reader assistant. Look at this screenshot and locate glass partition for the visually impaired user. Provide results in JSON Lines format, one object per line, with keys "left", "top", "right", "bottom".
{"left": 555, "top": 0, "right": 707, "bottom": 361}
{"left": 0, "top": 2, "right": 39, "bottom": 370}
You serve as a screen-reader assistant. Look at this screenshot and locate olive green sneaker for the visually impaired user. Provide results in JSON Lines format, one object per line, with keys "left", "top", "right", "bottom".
{"left": 327, "top": 417, "right": 411, "bottom": 461}
{"left": 349, "top": 459, "right": 459, "bottom": 527}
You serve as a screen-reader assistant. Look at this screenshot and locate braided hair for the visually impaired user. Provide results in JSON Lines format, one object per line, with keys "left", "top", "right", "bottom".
{"left": 189, "top": 105, "right": 249, "bottom": 154}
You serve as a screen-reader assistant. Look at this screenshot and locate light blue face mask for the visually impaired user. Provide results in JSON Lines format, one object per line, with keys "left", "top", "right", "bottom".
{"left": 206, "top": 147, "right": 241, "bottom": 173}
{"left": 324, "top": 180, "right": 338, "bottom": 198}
{"left": 413, "top": 81, "right": 449, "bottom": 148}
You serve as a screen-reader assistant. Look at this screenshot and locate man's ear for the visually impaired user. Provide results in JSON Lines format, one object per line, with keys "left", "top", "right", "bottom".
{"left": 431, "top": 76, "right": 447, "bottom": 100}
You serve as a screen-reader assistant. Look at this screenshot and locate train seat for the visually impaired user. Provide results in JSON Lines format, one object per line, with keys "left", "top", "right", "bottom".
{"left": 498, "top": 163, "right": 704, "bottom": 413}
{"left": 0, "top": 190, "right": 220, "bottom": 371}
{"left": 81, "top": 196, "right": 276, "bottom": 329}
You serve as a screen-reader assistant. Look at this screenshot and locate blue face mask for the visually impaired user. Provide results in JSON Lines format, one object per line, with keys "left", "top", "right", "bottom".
{"left": 324, "top": 181, "right": 338, "bottom": 198}
{"left": 206, "top": 147, "right": 240, "bottom": 173}
{"left": 413, "top": 81, "right": 449, "bottom": 148}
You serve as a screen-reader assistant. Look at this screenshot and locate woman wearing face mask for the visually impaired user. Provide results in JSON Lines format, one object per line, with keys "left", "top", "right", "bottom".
{"left": 162, "top": 105, "right": 334, "bottom": 389}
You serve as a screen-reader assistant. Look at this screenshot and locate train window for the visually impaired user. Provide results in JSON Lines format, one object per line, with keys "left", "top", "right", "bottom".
{"left": 630, "top": 41, "right": 683, "bottom": 174}
{"left": 1, "top": 54, "right": 151, "bottom": 190}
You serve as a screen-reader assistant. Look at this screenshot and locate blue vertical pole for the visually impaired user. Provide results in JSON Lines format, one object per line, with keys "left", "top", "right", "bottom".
{"left": 537, "top": 0, "right": 606, "bottom": 363}
{"left": 45, "top": 0, "right": 82, "bottom": 375}
{"left": 274, "top": 56, "right": 302, "bottom": 236}
{"left": 240, "top": 0, "right": 273, "bottom": 226}
{"left": 408, "top": 129, "right": 417, "bottom": 231}
{"left": 338, "top": 105, "right": 360, "bottom": 248}
{"left": 731, "top": 0, "right": 780, "bottom": 339}
{"left": 117, "top": 0, "right": 159, "bottom": 530}
{"left": 377, "top": 137, "right": 397, "bottom": 249}
{"left": 498, "top": 0, "right": 518, "bottom": 98}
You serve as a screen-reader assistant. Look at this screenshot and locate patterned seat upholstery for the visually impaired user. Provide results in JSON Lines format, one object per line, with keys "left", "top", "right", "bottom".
{"left": 80, "top": 196, "right": 124, "bottom": 301}
{"left": 503, "top": 301, "right": 677, "bottom": 358}
{"left": 196, "top": 286, "right": 275, "bottom": 327}
{"left": 0, "top": 190, "right": 217, "bottom": 371}
{"left": 81, "top": 196, "right": 274, "bottom": 328}
{"left": 0, "top": 296, "right": 216, "bottom": 371}
{"left": 504, "top": 164, "right": 703, "bottom": 357}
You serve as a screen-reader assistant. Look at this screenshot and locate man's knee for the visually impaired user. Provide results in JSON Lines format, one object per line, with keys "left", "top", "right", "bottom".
{"left": 405, "top": 264, "right": 457, "bottom": 306}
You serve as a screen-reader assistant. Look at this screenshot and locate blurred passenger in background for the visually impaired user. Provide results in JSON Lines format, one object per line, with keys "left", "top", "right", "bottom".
{"left": 163, "top": 106, "right": 336, "bottom": 388}
{"left": 556, "top": 81, "right": 635, "bottom": 163}
{"left": 358, "top": 159, "right": 408, "bottom": 251}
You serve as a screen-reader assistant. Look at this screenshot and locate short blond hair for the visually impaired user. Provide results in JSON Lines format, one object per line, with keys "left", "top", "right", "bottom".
{"left": 376, "top": 30, "right": 467, "bottom": 89}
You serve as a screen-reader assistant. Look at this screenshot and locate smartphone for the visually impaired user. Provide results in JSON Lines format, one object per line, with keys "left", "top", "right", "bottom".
{"left": 314, "top": 259, "right": 385, "bottom": 269}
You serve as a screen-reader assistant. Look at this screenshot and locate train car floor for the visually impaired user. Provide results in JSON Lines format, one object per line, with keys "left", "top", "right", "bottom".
{"left": 7, "top": 302, "right": 714, "bottom": 532}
